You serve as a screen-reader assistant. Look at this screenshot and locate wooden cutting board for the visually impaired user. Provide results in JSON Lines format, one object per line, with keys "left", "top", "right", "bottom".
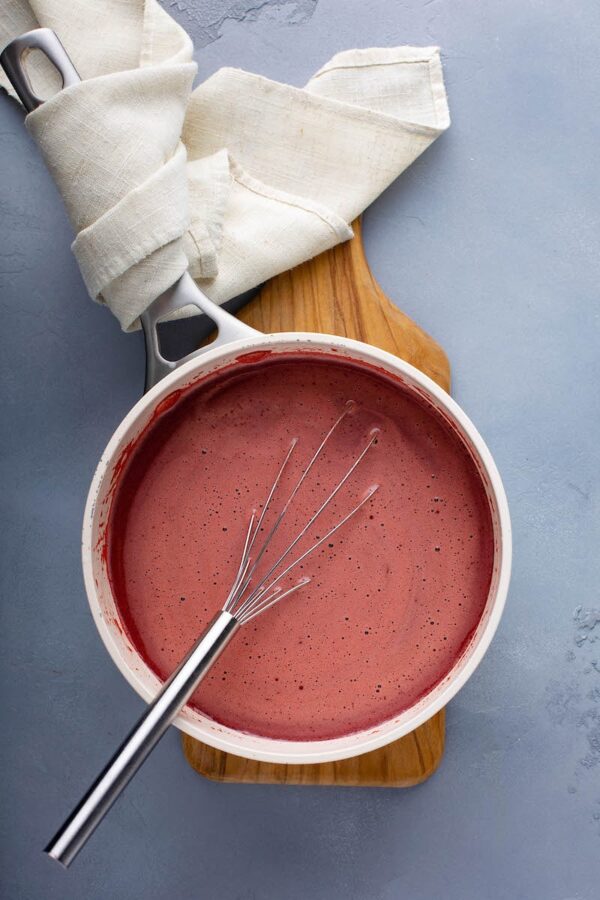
{"left": 182, "top": 218, "right": 450, "bottom": 786}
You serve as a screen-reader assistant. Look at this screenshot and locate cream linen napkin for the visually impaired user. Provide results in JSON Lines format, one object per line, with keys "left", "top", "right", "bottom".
{"left": 0, "top": 1, "right": 450, "bottom": 331}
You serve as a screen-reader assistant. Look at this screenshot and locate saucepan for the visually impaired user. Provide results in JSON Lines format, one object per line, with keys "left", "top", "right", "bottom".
{"left": 2, "top": 30, "right": 511, "bottom": 767}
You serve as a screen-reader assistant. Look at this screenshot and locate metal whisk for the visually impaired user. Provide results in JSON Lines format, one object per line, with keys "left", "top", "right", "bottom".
{"left": 45, "top": 403, "right": 378, "bottom": 866}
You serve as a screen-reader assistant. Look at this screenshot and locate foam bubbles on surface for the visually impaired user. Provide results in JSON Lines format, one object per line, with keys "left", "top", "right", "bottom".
{"left": 107, "top": 353, "right": 494, "bottom": 741}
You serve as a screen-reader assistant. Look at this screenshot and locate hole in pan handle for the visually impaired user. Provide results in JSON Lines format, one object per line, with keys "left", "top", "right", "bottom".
{"left": 0, "top": 28, "right": 261, "bottom": 393}
{"left": 0, "top": 27, "right": 79, "bottom": 113}
{"left": 140, "top": 273, "right": 260, "bottom": 393}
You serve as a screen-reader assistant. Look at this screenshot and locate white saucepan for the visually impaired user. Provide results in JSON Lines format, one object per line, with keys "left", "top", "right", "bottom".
{"left": 84, "top": 272, "right": 511, "bottom": 766}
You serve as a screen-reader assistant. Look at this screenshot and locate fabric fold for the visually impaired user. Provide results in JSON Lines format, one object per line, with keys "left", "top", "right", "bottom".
{"left": 72, "top": 141, "right": 189, "bottom": 299}
{"left": 0, "top": 1, "right": 450, "bottom": 331}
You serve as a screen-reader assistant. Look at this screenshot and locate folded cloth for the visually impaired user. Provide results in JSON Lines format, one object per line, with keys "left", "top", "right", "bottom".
{"left": 0, "top": 1, "right": 450, "bottom": 331}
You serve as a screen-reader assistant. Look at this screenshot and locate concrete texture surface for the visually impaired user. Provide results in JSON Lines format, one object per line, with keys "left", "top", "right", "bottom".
{"left": 1, "top": 1, "right": 599, "bottom": 898}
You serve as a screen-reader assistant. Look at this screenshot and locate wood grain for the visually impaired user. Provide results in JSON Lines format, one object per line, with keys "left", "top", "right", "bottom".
{"left": 182, "top": 218, "right": 450, "bottom": 786}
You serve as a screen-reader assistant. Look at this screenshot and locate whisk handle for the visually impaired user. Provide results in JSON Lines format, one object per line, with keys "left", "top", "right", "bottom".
{"left": 44, "top": 610, "right": 239, "bottom": 868}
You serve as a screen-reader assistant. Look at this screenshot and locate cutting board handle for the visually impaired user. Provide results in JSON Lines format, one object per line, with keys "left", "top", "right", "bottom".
{"left": 238, "top": 218, "right": 450, "bottom": 392}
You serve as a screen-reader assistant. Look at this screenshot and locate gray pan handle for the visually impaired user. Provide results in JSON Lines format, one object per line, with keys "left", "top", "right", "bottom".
{"left": 0, "top": 27, "right": 79, "bottom": 112}
{"left": 140, "top": 274, "right": 258, "bottom": 392}
{"left": 0, "top": 28, "right": 260, "bottom": 392}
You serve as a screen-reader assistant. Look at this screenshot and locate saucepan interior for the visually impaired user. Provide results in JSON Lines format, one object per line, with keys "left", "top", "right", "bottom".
{"left": 83, "top": 333, "right": 511, "bottom": 764}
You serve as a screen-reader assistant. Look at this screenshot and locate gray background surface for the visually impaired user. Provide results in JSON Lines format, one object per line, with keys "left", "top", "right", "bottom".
{"left": 1, "top": 1, "right": 599, "bottom": 898}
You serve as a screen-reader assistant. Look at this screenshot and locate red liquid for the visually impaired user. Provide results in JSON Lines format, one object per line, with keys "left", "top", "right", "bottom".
{"left": 107, "top": 353, "right": 494, "bottom": 741}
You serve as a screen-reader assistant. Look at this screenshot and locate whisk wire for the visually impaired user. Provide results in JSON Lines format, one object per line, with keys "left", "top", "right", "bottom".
{"left": 238, "top": 577, "right": 310, "bottom": 626}
{"left": 235, "top": 434, "right": 379, "bottom": 622}
{"left": 223, "top": 513, "right": 255, "bottom": 612}
{"left": 228, "top": 409, "right": 379, "bottom": 626}
{"left": 223, "top": 437, "right": 298, "bottom": 614}
{"left": 245, "top": 439, "right": 298, "bottom": 560}
{"left": 235, "top": 404, "right": 351, "bottom": 604}
{"left": 243, "top": 482, "right": 379, "bottom": 619}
